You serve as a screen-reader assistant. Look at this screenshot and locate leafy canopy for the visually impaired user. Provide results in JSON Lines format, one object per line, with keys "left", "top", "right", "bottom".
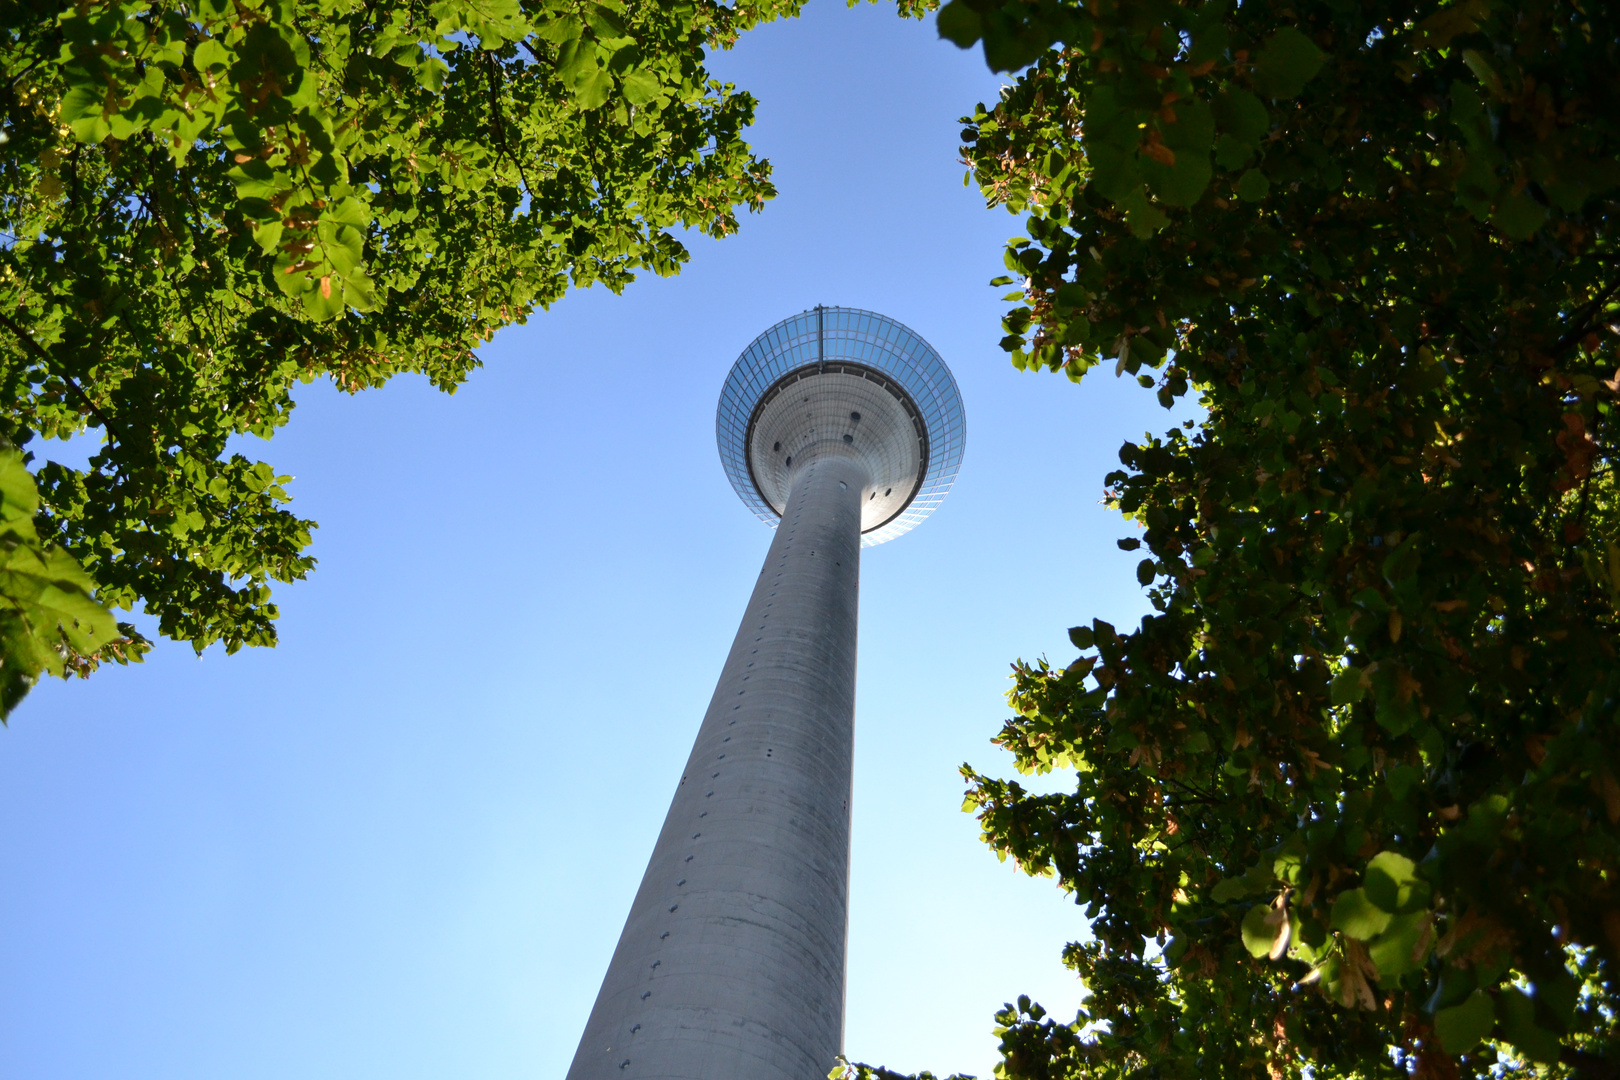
{"left": 840, "top": 0, "right": 1620, "bottom": 1076}
{"left": 0, "top": 0, "right": 805, "bottom": 714}
{"left": 0, "top": 448, "right": 121, "bottom": 716}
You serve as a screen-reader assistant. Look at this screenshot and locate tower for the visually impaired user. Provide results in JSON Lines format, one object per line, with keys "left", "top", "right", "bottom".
{"left": 567, "top": 307, "right": 966, "bottom": 1079}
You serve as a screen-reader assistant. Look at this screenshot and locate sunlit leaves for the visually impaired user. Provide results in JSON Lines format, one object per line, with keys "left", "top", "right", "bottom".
{"left": 1, "top": 0, "right": 802, "bottom": 698}
{"left": 429, "top": 0, "right": 532, "bottom": 48}
{"left": 1329, "top": 889, "right": 1392, "bottom": 942}
{"left": 0, "top": 449, "right": 134, "bottom": 720}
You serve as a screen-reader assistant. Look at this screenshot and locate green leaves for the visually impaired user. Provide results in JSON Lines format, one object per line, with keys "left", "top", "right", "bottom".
{"left": 1497, "top": 987, "right": 1562, "bottom": 1064}
{"left": 1366, "top": 911, "right": 1432, "bottom": 979}
{"left": 1212, "top": 88, "right": 1268, "bottom": 167}
{"left": 541, "top": 1, "right": 652, "bottom": 110}
{"left": 934, "top": 0, "right": 981, "bottom": 48}
{"left": 620, "top": 69, "right": 662, "bottom": 106}
{"left": 1329, "top": 888, "right": 1391, "bottom": 941}
{"left": 428, "top": 0, "right": 531, "bottom": 48}
{"left": 1362, "top": 851, "right": 1429, "bottom": 914}
{"left": 1211, "top": 858, "right": 1273, "bottom": 902}
{"left": 1251, "top": 27, "right": 1326, "bottom": 100}
{"left": 0, "top": 450, "right": 126, "bottom": 719}
{"left": 1380, "top": 532, "right": 1424, "bottom": 585}
{"left": 1240, "top": 901, "right": 1279, "bottom": 958}
{"left": 1491, "top": 189, "right": 1550, "bottom": 243}
{"left": 5, "top": 0, "right": 797, "bottom": 678}
{"left": 1329, "top": 663, "right": 1368, "bottom": 705}
{"left": 573, "top": 68, "right": 615, "bottom": 111}
{"left": 45, "top": 0, "right": 775, "bottom": 327}
{"left": 1434, "top": 990, "right": 1495, "bottom": 1055}
{"left": 948, "top": 1, "right": 1620, "bottom": 1077}
{"left": 1147, "top": 100, "right": 1214, "bottom": 208}
{"left": 59, "top": 84, "right": 114, "bottom": 142}
{"left": 1234, "top": 168, "right": 1269, "bottom": 202}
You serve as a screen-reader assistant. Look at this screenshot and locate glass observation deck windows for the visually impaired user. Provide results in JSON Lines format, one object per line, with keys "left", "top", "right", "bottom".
{"left": 716, "top": 306, "right": 967, "bottom": 547}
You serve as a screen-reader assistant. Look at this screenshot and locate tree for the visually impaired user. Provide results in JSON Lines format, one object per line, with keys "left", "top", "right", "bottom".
{"left": 0, "top": 0, "right": 804, "bottom": 716}
{"left": 0, "top": 447, "right": 121, "bottom": 715}
{"left": 841, "top": 0, "right": 1620, "bottom": 1076}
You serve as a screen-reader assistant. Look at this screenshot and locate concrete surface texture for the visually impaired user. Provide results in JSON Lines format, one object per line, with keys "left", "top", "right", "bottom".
{"left": 566, "top": 452, "right": 867, "bottom": 1080}
{"left": 747, "top": 366, "right": 925, "bottom": 535}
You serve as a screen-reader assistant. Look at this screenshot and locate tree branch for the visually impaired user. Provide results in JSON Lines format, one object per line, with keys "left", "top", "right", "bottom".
{"left": 0, "top": 310, "right": 130, "bottom": 446}
{"left": 1553, "top": 277, "right": 1620, "bottom": 359}
{"left": 485, "top": 52, "right": 535, "bottom": 201}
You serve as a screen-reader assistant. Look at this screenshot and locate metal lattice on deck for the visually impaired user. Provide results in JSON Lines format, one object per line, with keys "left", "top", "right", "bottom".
{"left": 717, "top": 306, "right": 967, "bottom": 546}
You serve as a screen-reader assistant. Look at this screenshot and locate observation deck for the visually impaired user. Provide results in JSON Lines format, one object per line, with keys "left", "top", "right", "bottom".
{"left": 716, "top": 306, "right": 967, "bottom": 546}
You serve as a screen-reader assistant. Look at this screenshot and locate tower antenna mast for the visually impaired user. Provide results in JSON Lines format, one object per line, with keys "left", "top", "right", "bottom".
{"left": 816, "top": 303, "right": 825, "bottom": 373}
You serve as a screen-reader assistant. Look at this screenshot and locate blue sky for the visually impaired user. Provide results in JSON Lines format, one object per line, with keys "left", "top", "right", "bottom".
{"left": 1, "top": 4, "right": 1176, "bottom": 1076}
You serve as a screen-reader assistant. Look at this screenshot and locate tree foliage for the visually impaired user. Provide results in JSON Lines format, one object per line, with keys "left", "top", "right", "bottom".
{"left": 0, "top": 0, "right": 802, "bottom": 708}
{"left": 0, "top": 445, "right": 119, "bottom": 719}
{"left": 842, "top": 0, "right": 1620, "bottom": 1076}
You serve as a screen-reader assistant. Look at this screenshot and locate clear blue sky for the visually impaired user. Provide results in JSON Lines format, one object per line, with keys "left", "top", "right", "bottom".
{"left": 1, "top": 4, "right": 1176, "bottom": 1077}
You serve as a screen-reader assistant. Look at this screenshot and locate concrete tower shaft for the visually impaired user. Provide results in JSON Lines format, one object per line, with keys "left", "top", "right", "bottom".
{"left": 565, "top": 454, "right": 867, "bottom": 1080}
{"left": 568, "top": 308, "right": 964, "bottom": 1079}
